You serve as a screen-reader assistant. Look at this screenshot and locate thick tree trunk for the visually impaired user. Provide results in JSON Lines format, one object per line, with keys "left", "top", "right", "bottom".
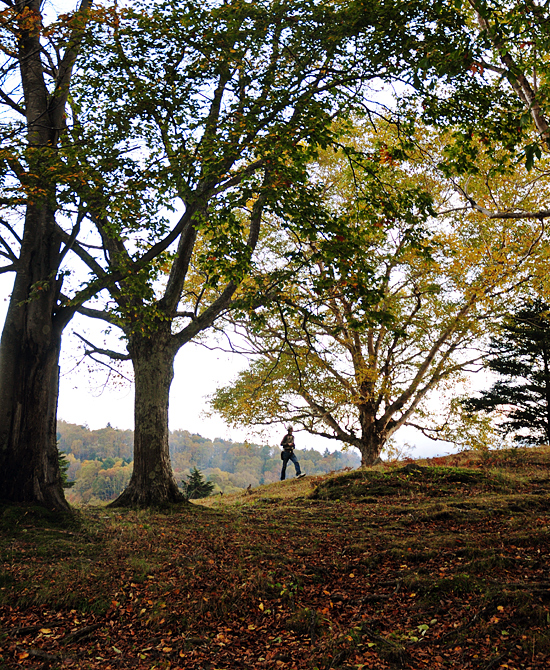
{"left": 0, "top": 1, "right": 94, "bottom": 512}
{"left": 356, "top": 431, "right": 387, "bottom": 466}
{"left": 110, "top": 331, "right": 184, "bottom": 507}
{"left": 356, "top": 405, "right": 387, "bottom": 466}
{"left": 0, "top": 205, "right": 69, "bottom": 510}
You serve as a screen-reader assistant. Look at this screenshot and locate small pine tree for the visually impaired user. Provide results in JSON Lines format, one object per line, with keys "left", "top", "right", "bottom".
{"left": 58, "top": 448, "right": 74, "bottom": 488}
{"left": 463, "top": 300, "right": 550, "bottom": 445}
{"left": 182, "top": 467, "right": 215, "bottom": 500}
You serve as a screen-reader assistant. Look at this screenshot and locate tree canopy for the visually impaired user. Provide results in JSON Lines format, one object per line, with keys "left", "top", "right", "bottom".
{"left": 3, "top": 0, "right": 550, "bottom": 509}
{"left": 210, "top": 122, "right": 543, "bottom": 464}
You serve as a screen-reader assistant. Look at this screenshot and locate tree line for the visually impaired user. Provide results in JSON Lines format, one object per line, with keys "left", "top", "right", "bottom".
{"left": 58, "top": 421, "right": 360, "bottom": 503}
{"left": 2, "top": 0, "right": 550, "bottom": 511}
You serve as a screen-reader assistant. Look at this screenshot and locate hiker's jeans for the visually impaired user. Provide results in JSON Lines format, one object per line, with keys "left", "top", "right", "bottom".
{"left": 281, "top": 451, "right": 301, "bottom": 480}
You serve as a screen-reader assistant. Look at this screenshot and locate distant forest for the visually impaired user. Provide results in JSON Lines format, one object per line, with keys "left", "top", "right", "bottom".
{"left": 58, "top": 421, "right": 360, "bottom": 504}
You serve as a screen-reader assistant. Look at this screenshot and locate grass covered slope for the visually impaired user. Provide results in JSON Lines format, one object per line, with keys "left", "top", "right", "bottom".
{"left": 1, "top": 447, "right": 550, "bottom": 669}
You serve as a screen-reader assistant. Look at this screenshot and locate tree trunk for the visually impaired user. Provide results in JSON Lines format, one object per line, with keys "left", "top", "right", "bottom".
{"left": 0, "top": 205, "right": 69, "bottom": 511}
{"left": 356, "top": 405, "right": 387, "bottom": 466}
{"left": 110, "top": 330, "right": 184, "bottom": 507}
{"left": 356, "top": 431, "right": 387, "bottom": 466}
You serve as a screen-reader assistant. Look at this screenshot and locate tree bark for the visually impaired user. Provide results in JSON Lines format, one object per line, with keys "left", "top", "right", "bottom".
{"left": 0, "top": 1, "right": 92, "bottom": 511}
{"left": 356, "top": 404, "right": 387, "bottom": 466}
{"left": 0, "top": 204, "right": 69, "bottom": 510}
{"left": 356, "top": 432, "right": 387, "bottom": 466}
{"left": 109, "top": 329, "right": 184, "bottom": 507}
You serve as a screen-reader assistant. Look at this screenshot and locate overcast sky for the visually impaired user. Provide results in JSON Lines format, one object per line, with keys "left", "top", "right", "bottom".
{"left": 0, "top": 269, "right": 459, "bottom": 459}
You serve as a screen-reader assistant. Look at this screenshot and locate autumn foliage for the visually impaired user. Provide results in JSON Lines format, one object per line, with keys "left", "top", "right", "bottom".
{"left": 1, "top": 448, "right": 550, "bottom": 669}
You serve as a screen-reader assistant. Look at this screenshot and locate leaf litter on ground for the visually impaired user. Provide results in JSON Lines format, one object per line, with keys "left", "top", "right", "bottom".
{"left": 1, "top": 447, "right": 550, "bottom": 669}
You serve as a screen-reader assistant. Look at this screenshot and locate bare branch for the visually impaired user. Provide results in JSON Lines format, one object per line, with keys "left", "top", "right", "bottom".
{"left": 0, "top": 89, "right": 24, "bottom": 115}
{"left": 0, "top": 219, "right": 21, "bottom": 244}
{"left": 451, "top": 177, "right": 550, "bottom": 220}
{"left": 402, "top": 421, "right": 454, "bottom": 442}
{"left": 74, "top": 332, "right": 130, "bottom": 360}
{"left": 87, "top": 354, "right": 133, "bottom": 384}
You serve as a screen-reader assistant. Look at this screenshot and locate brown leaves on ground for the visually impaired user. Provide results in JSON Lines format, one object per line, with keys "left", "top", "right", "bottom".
{"left": 1, "top": 449, "right": 550, "bottom": 669}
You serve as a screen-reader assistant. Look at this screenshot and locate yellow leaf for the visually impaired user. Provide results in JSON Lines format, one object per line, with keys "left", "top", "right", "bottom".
{"left": 18, "top": 652, "right": 29, "bottom": 660}
{"left": 259, "top": 602, "right": 264, "bottom": 611}
{"left": 40, "top": 628, "right": 52, "bottom": 634}
{"left": 162, "top": 647, "right": 172, "bottom": 653}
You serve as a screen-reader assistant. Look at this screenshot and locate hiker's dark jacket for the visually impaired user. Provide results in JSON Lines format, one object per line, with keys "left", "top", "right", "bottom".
{"left": 281, "top": 435, "right": 295, "bottom": 453}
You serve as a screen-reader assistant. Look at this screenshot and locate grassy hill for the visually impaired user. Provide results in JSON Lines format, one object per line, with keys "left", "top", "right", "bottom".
{"left": 57, "top": 420, "right": 360, "bottom": 503}
{"left": 1, "top": 446, "right": 550, "bottom": 669}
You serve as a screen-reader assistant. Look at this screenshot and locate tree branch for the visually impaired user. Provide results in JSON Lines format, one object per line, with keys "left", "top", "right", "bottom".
{"left": 56, "top": 223, "right": 107, "bottom": 279}
{"left": 0, "top": 89, "right": 24, "bottom": 115}
{"left": 0, "top": 218, "right": 22, "bottom": 244}
{"left": 470, "top": 0, "right": 550, "bottom": 149}
{"left": 49, "top": 0, "right": 94, "bottom": 137}
{"left": 76, "top": 305, "right": 120, "bottom": 326}
{"left": 171, "top": 174, "right": 269, "bottom": 349}
{"left": 74, "top": 332, "right": 129, "bottom": 360}
{"left": 403, "top": 421, "right": 454, "bottom": 442}
{"left": 57, "top": 204, "right": 196, "bottom": 324}
{"left": 451, "top": 177, "right": 550, "bottom": 220}
{"left": 86, "top": 354, "right": 133, "bottom": 383}
{"left": 299, "top": 388, "right": 357, "bottom": 446}
{"left": 0, "top": 234, "right": 18, "bottom": 261}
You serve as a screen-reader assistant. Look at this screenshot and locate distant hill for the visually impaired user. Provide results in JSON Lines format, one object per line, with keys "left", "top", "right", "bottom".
{"left": 57, "top": 421, "right": 360, "bottom": 504}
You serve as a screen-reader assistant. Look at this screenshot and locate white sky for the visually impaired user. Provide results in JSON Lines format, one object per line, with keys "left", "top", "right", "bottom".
{"left": 0, "top": 270, "right": 457, "bottom": 459}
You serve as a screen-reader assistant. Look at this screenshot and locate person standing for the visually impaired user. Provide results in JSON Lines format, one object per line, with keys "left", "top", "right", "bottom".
{"left": 280, "top": 427, "right": 305, "bottom": 480}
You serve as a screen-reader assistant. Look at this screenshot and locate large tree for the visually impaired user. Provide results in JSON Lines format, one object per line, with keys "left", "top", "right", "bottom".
{"left": 0, "top": 0, "right": 504, "bottom": 509}
{"left": 210, "top": 128, "right": 542, "bottom": 464}
{"left": 0, "top": 0, "right": 207, "bottom": 510}
{"left": 0, "top": 0, "right": 95, "bottom": 510}
{"left": 62, "top": 0, "right": 465, "bottom": 505}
